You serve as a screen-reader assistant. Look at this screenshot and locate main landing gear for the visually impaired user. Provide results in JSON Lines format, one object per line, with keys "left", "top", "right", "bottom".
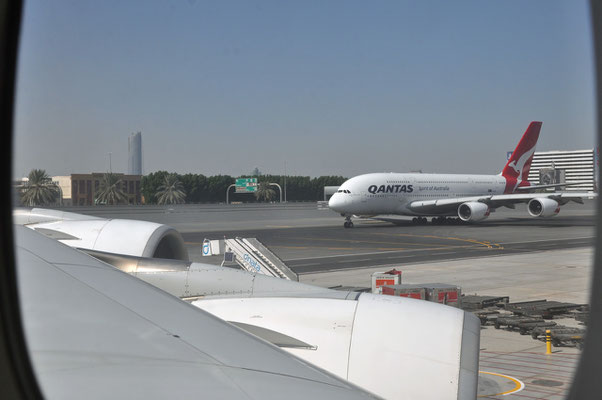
{"left": 412, "top": 217, "right": 463, "bottom": 225}
{"left": 343, "top": 216, "right": 354, "bottom": 228}
{"left": 430, "top": 216, "right": 463, "bottom": 225}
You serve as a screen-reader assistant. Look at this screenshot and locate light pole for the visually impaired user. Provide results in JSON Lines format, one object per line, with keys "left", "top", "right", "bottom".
{"left": 269, "top": 183, "right": 283, "bottom": 203}
{"left": 108, "top": 152, "right": 112, "bottom": 173}
{"left": 226, "top": 184, "right": 235, "bottom": 204}
{"left": 284, "top": 160, "right": 287, "bottom": 203}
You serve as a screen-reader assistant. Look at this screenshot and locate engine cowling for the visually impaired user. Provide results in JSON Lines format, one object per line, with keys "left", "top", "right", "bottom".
{"left": 15, "top": 208, "right": 188, "bottom": 261}
{"left": 457, "top": 202, "right": 490, "bottom": 222}
{"left": 528, "top": 198, "right": 560, "bottom": 217}
{"left": 194, "top": 294, "right": 480, "bottom": 400}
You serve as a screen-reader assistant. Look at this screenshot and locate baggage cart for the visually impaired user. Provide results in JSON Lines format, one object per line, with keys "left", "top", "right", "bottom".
{"left": 505, "top": 300, "right": 585, "bottom": 319}
{"left": 461, "top": 295, "right": 509, "bottom": 310}
{"left": 551, "top": 332, "right": 585, "bottom": 349}
{"left": 531, "top": 326, "right": 583, "bottom": 340}
{"left": 494, "top": 316, "right": 544, "bottom": 330}
{"left": 517, "top": 321, "right": 557, "bottom": 335}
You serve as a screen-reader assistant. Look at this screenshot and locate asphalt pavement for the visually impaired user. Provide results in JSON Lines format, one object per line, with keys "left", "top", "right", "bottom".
{"left": 67, "top": 201, "right": 596, "bottom": 273}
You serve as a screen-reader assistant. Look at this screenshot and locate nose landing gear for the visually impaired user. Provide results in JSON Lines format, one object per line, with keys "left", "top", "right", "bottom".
{"left": 343, "top": 216, "right": 354, "bottom": 228}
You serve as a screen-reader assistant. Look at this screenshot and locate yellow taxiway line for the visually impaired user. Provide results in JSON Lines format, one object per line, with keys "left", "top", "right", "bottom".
{"left": 478, "top": 371, "right": 525, "bottom": 397}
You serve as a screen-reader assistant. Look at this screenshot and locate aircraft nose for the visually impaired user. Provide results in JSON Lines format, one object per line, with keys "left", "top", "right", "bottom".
{"left": 328, "top": 193, "right": 346, "bottom": 212}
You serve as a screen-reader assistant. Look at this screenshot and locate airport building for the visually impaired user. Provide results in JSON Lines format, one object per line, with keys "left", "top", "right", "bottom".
{"left": 525, "top": 149, "right": 598, "bottom": 192}
{"left": 53, "top": 173, "right": 142, "bottom": 206}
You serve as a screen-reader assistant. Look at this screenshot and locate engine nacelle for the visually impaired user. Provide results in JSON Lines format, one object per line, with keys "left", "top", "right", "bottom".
{"left": 528, "top": 198, "right": 560, "bottom": 217}
{"left": 457, "top": 201, "right": 490, "bottom": 222}
{"left": 194, "top": 294, "right": 480, "bottom": 400}
{"left": 15, "top": 208, "right": 188, "bottom": 261}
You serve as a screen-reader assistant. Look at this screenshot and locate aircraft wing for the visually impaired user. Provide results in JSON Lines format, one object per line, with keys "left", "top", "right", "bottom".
{"left": 14, "top": 209, "right": 481, "bottom": 400}
{"left": 15, "top": 226, "right": 377, "bottom": 400}
{"left": 409, "top": 192, "right": 596, "bottom": 215}
{"left": 514, "top": 182, "right": 590, "bottom": 191}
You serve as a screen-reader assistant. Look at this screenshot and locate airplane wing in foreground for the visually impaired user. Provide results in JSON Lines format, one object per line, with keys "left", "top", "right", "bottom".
{"left": 15, "top": 226, "right": 377, "bottom": 400}
{"left": 14, "top": 208, "right": 481, "bottom": 400}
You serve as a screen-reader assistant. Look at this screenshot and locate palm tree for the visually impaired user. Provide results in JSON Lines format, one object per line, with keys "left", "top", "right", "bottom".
{"left": 156, "top": 174, "right": 186, "bottom": 205}
{"left": 21, "top": 169, "right": 59, "bottom": 206}
{"left": 95, "top": 173, "right": 127, "bottom": 205}
{"left": 255, "top": 182, "right": 276, "bottom": 202}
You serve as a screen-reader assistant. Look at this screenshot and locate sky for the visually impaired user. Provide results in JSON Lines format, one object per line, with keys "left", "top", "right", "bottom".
{"left": 13, "top": 1, "right": 596, "bottom": 178}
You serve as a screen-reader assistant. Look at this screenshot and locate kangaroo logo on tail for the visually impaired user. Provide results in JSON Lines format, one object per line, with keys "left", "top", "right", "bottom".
{"left": 501, "top": 121, "right": 542, "bottom": 193}
{"left": 507, "top": 146, "right": 537, "bottom": 176}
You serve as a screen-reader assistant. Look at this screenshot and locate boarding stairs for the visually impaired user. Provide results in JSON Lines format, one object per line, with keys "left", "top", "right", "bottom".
{"left": 223, "top": 238, "right": 298, "bottom": 281}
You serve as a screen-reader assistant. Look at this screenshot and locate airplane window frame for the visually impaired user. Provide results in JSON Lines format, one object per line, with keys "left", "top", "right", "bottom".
{"left": 567, "top": 1, "right": 602, "bottom": 398}
{"left": 0, "top": 0, "right": 44, "bottom": 399}
{"left": 0, "top": 1, "right": 599, "bottom": 399}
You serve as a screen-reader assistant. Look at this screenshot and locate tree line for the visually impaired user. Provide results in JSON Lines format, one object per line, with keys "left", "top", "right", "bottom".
{"left": 142, "top": 171, "right": 347, "bottom": 204}
{"left": 17, "top": 169, "right": 348, "bottom": 206}
{"left": 17, "top": 169, "right": 153, "bottom": 206}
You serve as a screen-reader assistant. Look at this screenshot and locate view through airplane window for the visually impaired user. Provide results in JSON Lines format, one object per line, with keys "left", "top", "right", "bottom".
{"left": 11, "top": 2, "right": 597, "bottom": 399}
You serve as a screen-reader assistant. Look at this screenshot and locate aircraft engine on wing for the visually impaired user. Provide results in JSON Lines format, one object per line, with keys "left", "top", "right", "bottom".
{"left": 527, "top": 198, "right": 560, "bottom": 218}
{"left": 37, "top": 220, "right": 188, "bottom": 260}
{"left": 14, "top": 208, "right": 189, "bottom": 261}
{"left": 457, "top": 202, "right": 490, "bottom": 222}
{"left": 194, "top": 294, "right": 480, "bottom": 400}
{"left": 76, "top": 250, "right": 481, "bottom": 400}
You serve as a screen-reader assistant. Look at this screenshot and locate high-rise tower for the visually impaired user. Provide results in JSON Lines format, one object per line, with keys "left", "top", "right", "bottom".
{"left": 128, "top": 132, "right": 142, "bottom": 175}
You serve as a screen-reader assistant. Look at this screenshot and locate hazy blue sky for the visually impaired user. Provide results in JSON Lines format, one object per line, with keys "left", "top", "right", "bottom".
{"left": 13, "top": 1, "right": 595, "bottom": 178}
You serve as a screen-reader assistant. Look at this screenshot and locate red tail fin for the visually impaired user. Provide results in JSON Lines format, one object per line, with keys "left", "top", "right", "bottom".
{"left": 501, "top": 122, "right": 542, "bottom": 189}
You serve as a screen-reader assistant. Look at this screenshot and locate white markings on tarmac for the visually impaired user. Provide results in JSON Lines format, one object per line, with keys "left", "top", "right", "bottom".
{"left": 285, "top": 249, "right": 414, "bottom": 261}
{"left": 287, "top": 236, "right": 592, "bottom": 266}
{"left": 288, "top": 247, "right": 500, "bottom": 265}
{"left": 498, "top": 236, "right": 594, "bottom": 246}
{"left": 294, "top": 262, "right": 322, "bottom": 267}
{"left": 385, "top": 255, "right": 417, "bottom": 259}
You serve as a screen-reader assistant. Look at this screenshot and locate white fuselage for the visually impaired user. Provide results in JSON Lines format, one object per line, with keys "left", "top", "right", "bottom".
{"left": 329, "top": 173, "right": 507, "bottom": 216}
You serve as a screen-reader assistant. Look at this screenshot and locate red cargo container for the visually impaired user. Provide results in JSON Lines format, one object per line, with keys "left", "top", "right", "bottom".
{"left": 380, "top": 283, "right": 461, "bottom": 307}
{"left": 381, "top": 284, "right": 426, "bottom": 300}
{"left": 371, "top": 269, "right": 402, "bottom": 294}
{"left": 424, "top": 284, "right": 461, "bottom": 308}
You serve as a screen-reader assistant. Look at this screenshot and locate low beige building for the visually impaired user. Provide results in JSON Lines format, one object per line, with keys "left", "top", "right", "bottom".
{"left": 53, "top": 173, "right": 142, "bottom": 206}
{"left": 52, "top": 176, "right": 72, "bottom": 205}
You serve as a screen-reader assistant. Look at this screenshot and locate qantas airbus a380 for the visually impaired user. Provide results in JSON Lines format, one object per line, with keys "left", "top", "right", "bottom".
{"left": 329, "top": 122, "right": 595, "bottom": 228}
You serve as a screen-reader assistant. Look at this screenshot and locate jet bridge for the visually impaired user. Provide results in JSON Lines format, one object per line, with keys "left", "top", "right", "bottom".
{"left": 220, "top": 237, "right": 298, "bottom": 281}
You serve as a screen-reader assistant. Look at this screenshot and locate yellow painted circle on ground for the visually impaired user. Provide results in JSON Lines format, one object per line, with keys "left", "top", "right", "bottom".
{"left": 478, "top": 370, "right": 525, "bottom": 397}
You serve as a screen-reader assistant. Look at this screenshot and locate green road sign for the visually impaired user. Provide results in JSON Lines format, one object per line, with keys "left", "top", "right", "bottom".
{"left": 235, "top": 178, "right": 257, "bottom": 193}
{"left": 236, "top": 178, "right": 257, "bottom": 186}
